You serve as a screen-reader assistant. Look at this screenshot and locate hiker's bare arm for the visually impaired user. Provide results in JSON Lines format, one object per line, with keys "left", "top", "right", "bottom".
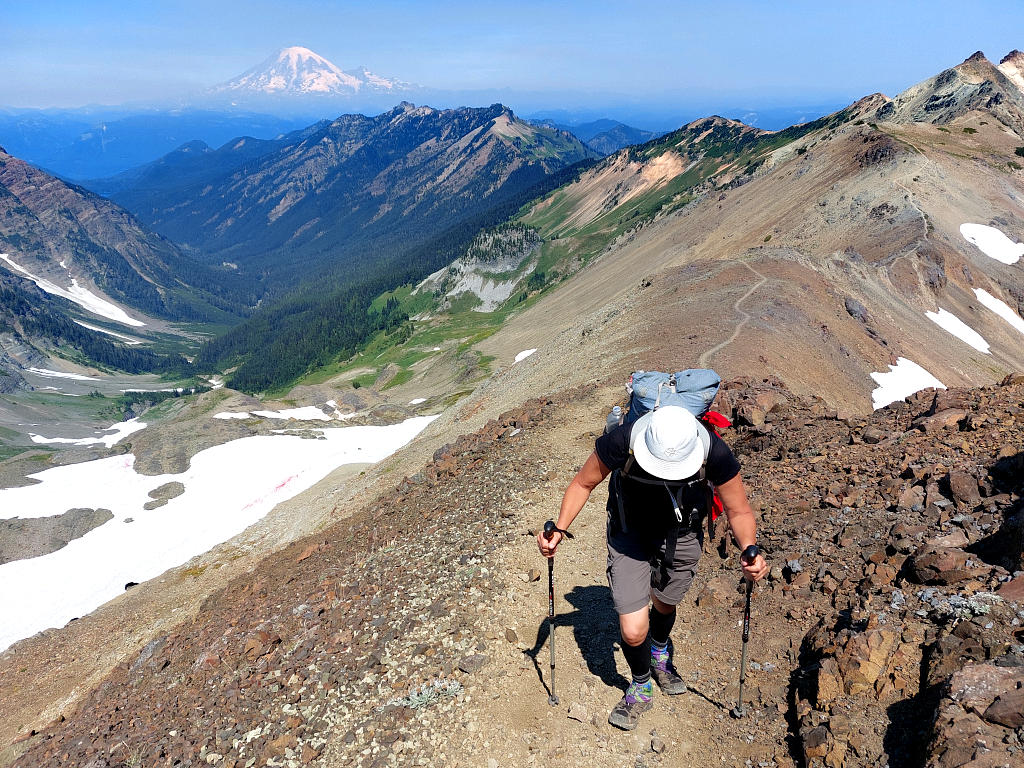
{"left": 537, "top": 451, "right": 610, "bottom": 557}
{"left": 717, "top": 475, "right": 769, "bottom": 581}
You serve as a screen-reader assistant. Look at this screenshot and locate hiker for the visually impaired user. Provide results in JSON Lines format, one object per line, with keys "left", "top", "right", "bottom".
{"left": 537, "top": 404, "right": 768, "bottom": 729}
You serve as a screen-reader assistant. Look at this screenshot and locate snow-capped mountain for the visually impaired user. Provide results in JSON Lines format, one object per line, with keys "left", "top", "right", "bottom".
{"left": 209, "top": 46, "right": 414, "bottom": 98}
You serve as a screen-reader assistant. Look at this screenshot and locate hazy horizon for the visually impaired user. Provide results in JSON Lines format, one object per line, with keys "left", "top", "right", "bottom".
{"left": 3, "top": 0, "right": 1023, "bottom": 125}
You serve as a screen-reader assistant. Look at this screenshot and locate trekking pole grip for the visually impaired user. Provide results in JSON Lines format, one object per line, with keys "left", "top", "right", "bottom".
{"left": 740, "top": 544, "right": 760, "bottom": 564}
{"left": 543, "top": 520, "right": 557, "bottom": 541}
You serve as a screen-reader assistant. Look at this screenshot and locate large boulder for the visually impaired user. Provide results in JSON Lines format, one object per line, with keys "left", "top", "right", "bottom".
{"left": 906, "top": 545, "right": 988, "bottom": 586}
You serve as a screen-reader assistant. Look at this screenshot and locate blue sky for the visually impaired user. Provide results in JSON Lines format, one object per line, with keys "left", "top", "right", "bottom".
{"left": 3, "top": 0, "right": 1022, "bottom": 114}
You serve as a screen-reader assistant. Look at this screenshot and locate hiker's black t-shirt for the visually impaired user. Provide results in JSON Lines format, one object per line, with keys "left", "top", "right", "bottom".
{"left": 594, "top": 422, "right": 740, "bottom": 537}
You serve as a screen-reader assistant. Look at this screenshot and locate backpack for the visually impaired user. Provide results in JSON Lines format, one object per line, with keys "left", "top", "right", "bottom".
{"left": 605, "top": 368, "right": 733, "bottom": 534}
{"left": 624, "top": 369, "right": 722, "bottom": 425}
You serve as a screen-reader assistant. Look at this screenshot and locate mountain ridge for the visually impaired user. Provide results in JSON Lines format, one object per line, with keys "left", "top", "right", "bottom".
{"left": 106, "top": 102, "right": 596, "bottom": 282}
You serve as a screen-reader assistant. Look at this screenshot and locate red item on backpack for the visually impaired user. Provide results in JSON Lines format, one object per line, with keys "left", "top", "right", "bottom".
{"left": 700, "top": 410, "right": 732, "bottom": 521}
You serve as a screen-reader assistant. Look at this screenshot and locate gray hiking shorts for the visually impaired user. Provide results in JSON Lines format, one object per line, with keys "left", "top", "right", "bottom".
{"left": 606, "top": 526, "right": 703, "bottom": 615}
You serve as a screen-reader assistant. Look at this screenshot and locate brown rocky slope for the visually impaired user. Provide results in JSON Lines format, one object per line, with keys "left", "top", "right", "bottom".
{"left": 6, "top": 374, "right": 1022, "bottom": 768}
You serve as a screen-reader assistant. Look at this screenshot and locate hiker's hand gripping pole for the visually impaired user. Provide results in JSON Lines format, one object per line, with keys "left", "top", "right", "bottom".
{"left": 543, "top": 520, "right": 560, "bottom": 706}
{"left": 732, "top": 544, "right": 760, "bottom": 718}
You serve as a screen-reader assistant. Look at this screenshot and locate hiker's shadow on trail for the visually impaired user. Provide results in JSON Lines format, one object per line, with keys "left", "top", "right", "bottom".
{"left": 524, "top": 583, "right": 735, "bottom": 713}
{"left": 524, "top": 584, "right": 629, "bottom": 696}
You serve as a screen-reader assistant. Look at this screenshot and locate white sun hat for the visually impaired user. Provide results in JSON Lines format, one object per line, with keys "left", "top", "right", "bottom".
{"left": 629, "top": 406, "right": 710, "bottom": 480}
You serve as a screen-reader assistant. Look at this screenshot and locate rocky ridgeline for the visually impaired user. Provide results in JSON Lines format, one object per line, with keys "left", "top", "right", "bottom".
{"left": 8, "top": 378, "right": 1024, "bottom": 768}
{"left": 11, "top": 395, "right": 569, "bottom": 768}
{"left": 710, "top": 374, "right": 1024, "bottom": 768}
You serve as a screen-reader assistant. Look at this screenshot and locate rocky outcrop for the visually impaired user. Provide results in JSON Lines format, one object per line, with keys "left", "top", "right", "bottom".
{"left": 998, "top": 49, "right": 1024, "bottom": 93}
{"left": 925, "top": 659, "right": 1024, "bottom": 768}
{"left": 876, "top": 50, "right": 1024, "bottom": 135}
{"left": 0, "top": 508, "right": 113, "bottom": 564}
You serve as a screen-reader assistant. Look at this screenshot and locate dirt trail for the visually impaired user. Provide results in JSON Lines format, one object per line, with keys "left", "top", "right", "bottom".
{"left": 452, "top": 392, "right": 789, "bottom": 768}
{"left": 698, "top": 261, "right": 769, "bottom": 368}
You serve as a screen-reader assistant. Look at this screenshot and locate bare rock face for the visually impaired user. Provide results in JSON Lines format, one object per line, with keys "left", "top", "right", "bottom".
{"left": 925, "top": 660, "right": 1024, "bottom": 768}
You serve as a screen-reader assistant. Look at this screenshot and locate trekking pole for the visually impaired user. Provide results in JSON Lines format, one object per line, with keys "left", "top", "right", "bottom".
{"left": 731, "top": 544, "right": 760, "bottom": 719}
{"left": 543, "top": 520, "right": 560, "bottom": 706}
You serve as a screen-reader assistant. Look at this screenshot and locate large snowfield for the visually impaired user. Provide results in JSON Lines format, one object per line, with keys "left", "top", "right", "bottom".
{"left": 0, "top": 415, "right": 436, "bottom": 652}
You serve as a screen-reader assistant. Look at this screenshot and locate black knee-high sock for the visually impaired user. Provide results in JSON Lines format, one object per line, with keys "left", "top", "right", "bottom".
{"left": 649, "top": 606, "right": 676, "bottom": 647}
{"left": 621, "top": 632, "right": 651, "bottom": 682}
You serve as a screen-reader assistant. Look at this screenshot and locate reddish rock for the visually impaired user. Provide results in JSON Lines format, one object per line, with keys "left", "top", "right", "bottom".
{"left": 906, "top": 545, "right": 987, "bottom": 585}
{"left": 996, "top": 575, "right": 1024, "bottom": 602}
{"left": 897, "top": 485, "right": 925, "bottom": 510}
{"left": 736, "top": 403, "right": 767, "bottom": 427}
{"left": 925, "top": 661, "right": 1024, "bottom": 767}
{"left": 912, "top": 409, "right": 966, "bottom": 433}
{"left": 947, "top": 470, "right": 980, "bottom": 506}
{"left": 301, "top": 744, "right": 323, "bottom": 764}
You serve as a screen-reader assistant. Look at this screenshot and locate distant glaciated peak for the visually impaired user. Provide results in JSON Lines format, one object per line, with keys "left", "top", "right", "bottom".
{"left": 210, "top": 46, "right": 414, "bottom": 98}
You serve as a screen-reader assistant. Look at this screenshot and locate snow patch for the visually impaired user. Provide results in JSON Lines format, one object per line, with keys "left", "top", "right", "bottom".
{"left": 0, "top": 415, "right": 437, "bottom": 652}
{"left": 925, "top": 309, "right": 991, "bottom": 353}
{"left": 974, "top": 288, "right": 1024, "bottom": 336}
{"left": 870, "top": 358, "right": 946, "bottom": 410}
{"left": 408, "top": 398, "right": 426, "bottom": 405}
{"left": 0, "top": 253, "right": 146, "bottom": 327}
{"left": 27, "top": 367, "right": 99, "bottom": 381}
{"left": 213, "top": 405, "right": 357, "bottom": 422}
{"left": 74, "top": 320, "right": 144, "bottom": 345}
{"left": 29, "top": 419, "right": 147, "bottom": 448}
{"left": 251, "top": 406, "right": 334, "bottom": 421}
{"left": 960, "top": 223, "right": 1023, "bottom": 265}
{"left": 514, "top": 348, "right": 537, "bottom": 363}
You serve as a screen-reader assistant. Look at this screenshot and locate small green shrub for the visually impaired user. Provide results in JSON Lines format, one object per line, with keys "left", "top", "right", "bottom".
{"left": 1009, "top": 161, "right": 1023, "bottom": 171}
{"left": 962, "top": 127, "right": 977, "bottom": 134}
{"left": 763, "top": 234, "right": 772, "bottom": 243}
{"left": 1015, "top": 146, "right": 1024, "bottom": 157}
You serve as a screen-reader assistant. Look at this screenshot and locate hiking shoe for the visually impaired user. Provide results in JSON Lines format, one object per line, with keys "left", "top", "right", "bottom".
{"left": 608, "top": 679, "right": 653, "bottom": 730}
{"left": 650, "top": 643, "right": 687, "bottom": 695}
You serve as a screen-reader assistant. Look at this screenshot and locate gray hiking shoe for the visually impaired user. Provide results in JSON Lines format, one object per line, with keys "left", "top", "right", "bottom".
{"left": 608, "top": 679, "right": 653, "bottom": 730}
{"left": 651, "top": 643, "right": 687, "bottom": 695}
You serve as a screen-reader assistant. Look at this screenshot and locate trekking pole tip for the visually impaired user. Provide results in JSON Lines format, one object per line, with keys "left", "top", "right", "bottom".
{"left": 548, "top": 693, "right": 560, "bottom": 706}
{"left": 730, "top": 705, "right": 746, "bottom": 719}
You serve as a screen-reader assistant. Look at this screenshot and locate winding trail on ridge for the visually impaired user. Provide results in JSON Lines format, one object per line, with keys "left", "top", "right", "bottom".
{"left": 698, "top": 261, "right": 768, "bottom": 367}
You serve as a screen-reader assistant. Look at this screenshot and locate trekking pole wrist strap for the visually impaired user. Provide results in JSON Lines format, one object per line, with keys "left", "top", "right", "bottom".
{"left": 543, "top": 520, "right": 574, "bottom": 540}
